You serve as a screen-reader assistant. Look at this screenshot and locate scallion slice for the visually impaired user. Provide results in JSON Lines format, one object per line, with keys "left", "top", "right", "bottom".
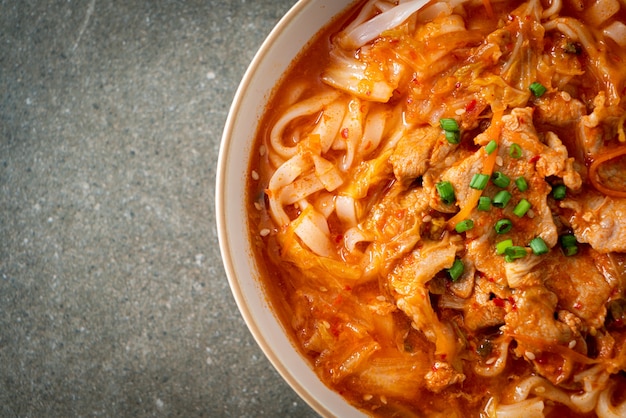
{"left": 485, "top": 140, "right": 498, "bottom": 155}
{"left": 440, "top": 118, "right": 461, "bottom": 144}
{"left": 560, "top": 234, "right": 577, "bottom": 247}
{"left": 494, "top": 218, "right": 512, "bottom": 234}
{"left": 492, "top": 171, "right": 510, "bottom": 188}
{"left": 515, "top": 176, "right": 528, "bottom": 192}
{"left": 513, "top": 199, "right": 531, "bottom": 217}
{"left": 436, "top": 181, "right": 455, "bottom": 204}
{"left": 552, "top": 184, "right": 566, "bottom": 200}
{"left": 445, "top": 129, "right": 460, "bottom": 144}
{"left": 509, "top": 143, "right": 523, "bottom": 159}
{"left": 477, "top": 196, "right": 491, "bottom": 211}
{"left": 560, "top": 233, "right": 578, "bottom": 256}
{"left": 493, "top": 190, "right": 512, "bottom": 208}
{"left": 455, "top": 219, "right": 474, "bottom": 233}
{"left": 470, "top": 173, "right": 490, "bottom": 190}
{"left": 440, "top": 118, "right": 459, "bottom": 132}
{"left": 448, "top": 258, "right": 464, "bottom": 281}
{"left": 504, "top": 245, "right": 527, "bottom": 262}
{"left": 529, "top": 82, "right": 547, "bottom": 97}
{"left": 529, "top": 237, "right": 549, "bottom": 255}
{"left": 496, "top": 239, "right": 513, "bottom": 255}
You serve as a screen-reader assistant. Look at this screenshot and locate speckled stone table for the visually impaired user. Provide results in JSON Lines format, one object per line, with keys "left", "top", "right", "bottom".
{"left": 0, "top": 1, "right": 318, "bottom": 416}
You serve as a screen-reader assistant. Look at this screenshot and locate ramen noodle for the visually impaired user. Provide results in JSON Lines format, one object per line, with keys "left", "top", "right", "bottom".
{"left": 247, "top": 0, "right": 626, "bottom": 416}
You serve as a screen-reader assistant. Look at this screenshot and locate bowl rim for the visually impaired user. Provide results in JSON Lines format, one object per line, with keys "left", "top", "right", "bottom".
{"left": 216, "top": 0, "right": 364, "bottom": 417}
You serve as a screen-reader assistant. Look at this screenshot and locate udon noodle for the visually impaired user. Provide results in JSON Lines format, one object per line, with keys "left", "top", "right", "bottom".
{"left": 247, "top": 0, "right": 626, "bottom": 416}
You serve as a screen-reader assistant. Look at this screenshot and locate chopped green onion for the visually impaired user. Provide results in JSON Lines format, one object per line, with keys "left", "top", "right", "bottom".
{"left": 445, "top": 129, "right": 461, "bottom": 144}
{"left": 496, "top": 239, "right": 513, "bottom": 255}
{"left": 440, "top": 118, "right": 461, "bottom": 144}
{"left": 559, "top": 234, "right": 578, "bottom": 257}
{"left": 515, "top": 176, "right": 528, "bottom": 192}
{"left": 509, "top": 143, "right": 523, "bottom": 159}
{"left": 552, "top": 184, "right": 567, "bottom": 200}
{"left": 470, "top": 173, "right": 490, "bottom": 190}
{"left": 448, "top": 258, "right": 464, "bottom": 281}
{"left": 513, "top": 198, "right": 531, "bottom": 217}
{"left": 504, "top": 246, "right": 527, "bottom": 262}
{"left": 560, "top": 234, "right": 577, "bottom": 247}
{"left": 485, "top": 140, "right": 498, "bottom": 155}
{"left": 529, "top": 82, "right": 547, "bottom": 97}
{"left": 493, "top": 190, "right": 512, "bottom": 208}
{"left": 440, "top": 118, "right": 459, "bottom": 132}
{"left": 436, "top": 181, "right": 456, "bottom": 204}
{"left": 529, "top": 237, "right": 549, "bottom": 255}
{"left": 455, "top": 219, "right": 474, "bottom": 233}
{"left": 492, "top": 171, "right": 510, "bottom": 188}
{"left": 560, "top": 233, "right": 579, "bottom": 256}
{"left": 494, "top": 218, "right": 513, "bottom": 234}
{"left": 477, "top": 196, "right": 491, "bottom": 211}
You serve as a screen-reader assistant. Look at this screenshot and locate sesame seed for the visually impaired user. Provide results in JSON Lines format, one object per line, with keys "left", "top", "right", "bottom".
{"left": 455, "top": 108, "right": 466, "bottom": 115}
{"left": 525, "top": 351, "right": 536, "bottom": 360}
{"left": 363, "top": 394, "right": 373, "bottom": 401}
{"left": 485, "top": 357, "right": 496, "bottom": 365}
{"left": 527, "top": 209, "right": 535, "bottom": 219}
{"left": 251, "top": 170, "right": 260, "bottom": 180}
{"left": 254, "top": 202, "right": 262, "bottom": 211}
{"left": 568, "top": 340, "right": 577, "bottom": 349}
{"left": 422, "top": 215, "right": 432, "bottom": 222}
{"left": 535, "top": 386, "right": 546, "bottom": 394}
{"left": 259, "top": 228, "right": 270, "bottom": 237}
{"left": 496, "top": 156, "right": 503, "bottom": 166}
{"left": 259, "top": 145, "right": 266, "bottom": 156}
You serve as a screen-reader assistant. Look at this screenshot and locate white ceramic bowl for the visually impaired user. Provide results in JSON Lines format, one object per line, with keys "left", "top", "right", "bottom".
{"left": 216, "top": 0, "right": 366, "bottom": 416}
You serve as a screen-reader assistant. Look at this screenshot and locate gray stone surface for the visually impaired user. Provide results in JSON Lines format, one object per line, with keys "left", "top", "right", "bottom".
{"left": 0, "top": 0, "right": 318, "bottom": 416}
